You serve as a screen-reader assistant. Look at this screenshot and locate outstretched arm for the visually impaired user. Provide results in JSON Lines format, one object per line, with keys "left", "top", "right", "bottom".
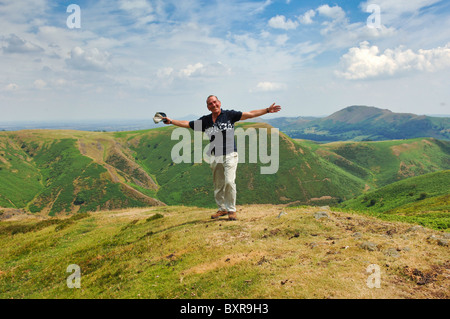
{"left": 162, "top": 117, "right": 190, "bottom": 128}
{"left": 240, "top": 103, "right": 281, "bottom": 121}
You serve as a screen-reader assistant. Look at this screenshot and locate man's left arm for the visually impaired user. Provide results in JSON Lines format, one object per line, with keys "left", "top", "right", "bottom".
{"left": 240, "top": 103, "right": 281, "bottom": 121}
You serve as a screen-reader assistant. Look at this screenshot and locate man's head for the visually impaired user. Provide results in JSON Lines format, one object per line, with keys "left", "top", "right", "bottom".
{"left": 206, "top": 95, "right": 221, "bottom": 115}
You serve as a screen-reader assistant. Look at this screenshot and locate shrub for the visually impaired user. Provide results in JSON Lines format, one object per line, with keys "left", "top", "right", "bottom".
{"left": 367, "top": 199, "right": 377, "bottom": 207}
{"left": 418, "top": 192, "right": 427, "bottom": 200}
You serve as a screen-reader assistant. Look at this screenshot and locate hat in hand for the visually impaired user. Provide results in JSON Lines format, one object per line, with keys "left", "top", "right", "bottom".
{"left": 153, "top": 112, "right": 167, "bottom": 124}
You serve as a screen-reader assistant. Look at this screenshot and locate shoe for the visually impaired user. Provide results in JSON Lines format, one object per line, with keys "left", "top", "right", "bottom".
{"left": 211, "top": 211, "right": 228, "bottom": 219}
{"left": 228, "top": 211, "right": 237, "bottom": 221}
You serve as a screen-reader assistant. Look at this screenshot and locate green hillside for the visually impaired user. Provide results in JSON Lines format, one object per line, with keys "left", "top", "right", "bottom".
{"left": 308, "top": 138, "right": 450, "bottom": 189}
{"left": 125, "top": 123, "right": 366, "bottom": 207}
{"left": 337, "top": 170, "right": 450, "bottom": 230}
{"left": 0, "top": 126, "right": 449, "bottom": 217}
{"left": 0, "top": 130, "right": 163, "bottom": 216}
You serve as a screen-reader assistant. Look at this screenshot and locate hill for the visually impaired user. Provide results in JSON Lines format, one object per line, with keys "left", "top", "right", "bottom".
{"left": 1, "top": 126, "right": 449, "bottom": 217}
{"left": 337, "top": 170, "right": 450, "bottom": 230}
{"left": 306, "top": 138, "right": 450, "bottom": 188}
{"left": 268, "top": 106, "right": 450, "bottom": 142}
{"left": 0, "top": 204, "right": 448, "bottom": 299}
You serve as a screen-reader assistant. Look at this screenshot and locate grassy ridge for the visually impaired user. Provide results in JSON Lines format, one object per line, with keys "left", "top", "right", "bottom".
{"left": 1, "top": 205, "right": 448, "bottom": 299}
{"left": 0, "top": 127, "right": 449, "bottom": 219}
{"left": 128, "top": 123, "right": 367, "bottom": 207}
{"left": 0, "top": 136, "right": 43, "bottom": 208}
{"left": 310, "top": 138, "right": 450, "bottom": 188}
{"left": 0, "top": 132, "right": 158, "bottom": 215}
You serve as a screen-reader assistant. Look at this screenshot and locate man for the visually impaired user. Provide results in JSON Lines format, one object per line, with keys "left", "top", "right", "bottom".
{"left": 163, "top": 95, "right": 281, "bottom": 220}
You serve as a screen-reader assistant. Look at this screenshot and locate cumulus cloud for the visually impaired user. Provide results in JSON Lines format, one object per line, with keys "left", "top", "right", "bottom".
{"left": 158, "top": 61, "right": 232, "bottom": 80}
{"left": 66, "top": 47, "right": 111, "bottom": 72}
{"left": 33, "top": 79, "right": 47, "bottom": 89}
{"left": 336, "top": 41, "right": 450, "bottom": 79}
{"left": 316, "top": 4, "right": 348, "bottom": 34}
{"left": 2, "top": 34, "right": 44, "bottom": 54}
{"left": 3, "top": 83, "right": 19, "bottom": 91}
{"left": 317, "top": 4, "right": 346, "bottom": 21}
{"left": 271, "top": 5, "right": 347, "bottom": 33}
{"left": 299, "top": 9, "right": 316, "bottom": 25}
{"left": 253, "top": 81, "right": 287, "bottom": 92}
{"left": 179, "top": 63, "right": 204, "bottom": 77}
{"left": 268, "top": 15, "right": 299, "bottom": 30}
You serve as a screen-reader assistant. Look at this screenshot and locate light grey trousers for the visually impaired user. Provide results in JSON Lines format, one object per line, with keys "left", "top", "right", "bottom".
{"left": 210, "top": 152, "right": 238, "bottom": 212}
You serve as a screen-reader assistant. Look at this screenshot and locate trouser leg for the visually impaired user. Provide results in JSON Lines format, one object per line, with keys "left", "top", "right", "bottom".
{"left": 211, "top": 159, "right": 226, "bottom": 211}
{"left": 211, "top": 152, "right": 238, "bottom": 212}
{"left": 223, "top": 152, "right": 238, "bottom": 212}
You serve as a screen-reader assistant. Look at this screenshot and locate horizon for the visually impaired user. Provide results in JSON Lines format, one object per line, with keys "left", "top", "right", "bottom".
{"left": 1, "top": 104, "right": 449, "bottom": 124}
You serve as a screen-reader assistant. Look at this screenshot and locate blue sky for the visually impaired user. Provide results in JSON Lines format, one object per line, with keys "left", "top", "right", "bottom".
{"left": 1, "top": 0, "right": 450, "bottom": 122}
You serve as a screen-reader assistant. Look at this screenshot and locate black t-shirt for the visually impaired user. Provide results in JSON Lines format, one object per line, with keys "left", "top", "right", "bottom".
{"left": 189, "top": 109, "right": 242, "bottom": 156}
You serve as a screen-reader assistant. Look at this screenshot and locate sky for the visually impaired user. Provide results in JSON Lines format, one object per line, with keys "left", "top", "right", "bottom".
{"left": 1, "top": 0, "right": 450, "bottom": 122}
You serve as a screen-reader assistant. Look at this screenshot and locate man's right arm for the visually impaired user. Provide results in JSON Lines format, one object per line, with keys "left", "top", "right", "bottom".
{"left": 163, "top": 117, "right": 191, "bottom": 128}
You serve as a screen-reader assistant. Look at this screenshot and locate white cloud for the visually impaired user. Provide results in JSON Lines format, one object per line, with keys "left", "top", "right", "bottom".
{"left": 299, "top": 9, "right": 316, "bottom": 25}
{"left": 359, "top": 0, "right": 446, "bottom": 30}
{"left": 2, "top": 34, "right": 44, "bottom": 54}
{"left": 317, "top": 4, "right": 346, "bottom": 21}
{"left": 118, "top": 0, "right": 158, "bottom": 26}
{"left": 119, "top": 0, "right": 152, "bottom": 11}
{"left": 159, "top": 62, "right": 232, "bottom": 80}
{"left": 268, "top": 15, "right": 299, "bottom": 30}
{"left": 253, "top": 81, "right": 287, "bottom": 92}
{"left": 179, "top": 63, "right": 204, "bottom": 77}
{"left": 66, "top": 47, "right": 111, "bottom": 72}
{"left": 4, "top": 83, "right": 19, "bottom": 91}
{"left": 336, "top": 41, "right": 450, "bottom": 79}
{"left": 316, "top": 4, "right": 348, "bottom": 35}
{"left": 33, "top": 79, "right": 47, "bottom": 89}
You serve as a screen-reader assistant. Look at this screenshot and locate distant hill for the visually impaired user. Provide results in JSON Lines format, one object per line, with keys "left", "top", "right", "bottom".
{"left": 267, "top": 105, "right": 450, "bottom": 142}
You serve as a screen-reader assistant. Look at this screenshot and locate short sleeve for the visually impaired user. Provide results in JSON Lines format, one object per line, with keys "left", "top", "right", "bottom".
{"left": 227, "top": 110, "right": 242, "bottom": 124}
{"left": 189, "top": 117, "right": 207, "bottom": 131}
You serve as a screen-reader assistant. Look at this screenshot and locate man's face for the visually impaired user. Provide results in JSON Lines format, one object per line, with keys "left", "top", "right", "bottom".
{"left": 207, "top": 96, "right": 221, "bottom": 114}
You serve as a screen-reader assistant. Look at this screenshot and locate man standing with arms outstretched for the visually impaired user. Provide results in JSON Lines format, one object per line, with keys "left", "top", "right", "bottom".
{"left": 163, "top": 95, "right": 281, "bottom": 220}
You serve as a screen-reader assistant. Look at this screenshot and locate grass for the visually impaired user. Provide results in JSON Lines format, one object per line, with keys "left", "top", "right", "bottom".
{"left": 1, "top": 127, "right": 449, "bottom": 216}
{"left": 0, "top": 136, "right": 43, "bottom": 208}
{"left": 314, "top": 138, "right": 450, "bottom": 188}
{"left": 1, "top": 204, "right": 448, "bottom": 299}
{"left": 337, "top": 171, "right": 450, "bottom": 230}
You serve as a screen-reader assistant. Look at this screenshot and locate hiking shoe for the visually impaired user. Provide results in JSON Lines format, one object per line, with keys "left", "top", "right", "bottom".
{"left": 228, "top": 211, "right": 237, "bottom": 221}
{"left": 211, "top": 211, "right": 228, "bottom": 219}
